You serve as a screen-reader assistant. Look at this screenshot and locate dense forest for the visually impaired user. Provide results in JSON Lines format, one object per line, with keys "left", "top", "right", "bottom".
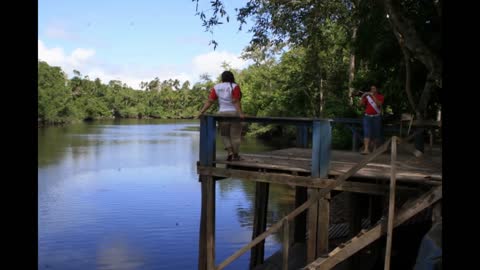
{"left": 38, "top": 61, "right": 214, "bottom": 123}
{"left": 39, "top": 0, "right": 441, "bottom": 147}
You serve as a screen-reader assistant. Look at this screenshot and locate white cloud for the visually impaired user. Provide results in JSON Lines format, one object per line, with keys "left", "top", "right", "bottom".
{"left": 84, "top": 68, "right": 192, "bottom": 89}
{"left": 38, "top": 40, "right": 252, "bottom": 89}
{"left": 38, "top": 40, "right": 65, "bottom": 66}
{"left": 71, "top": 48, "right": 95, "bottom": 62}
{"left": 38, "top": 40, "right": 95, "bottom": 72}
{"left": 192, "top": 51, "right": 251, "bottom": 81}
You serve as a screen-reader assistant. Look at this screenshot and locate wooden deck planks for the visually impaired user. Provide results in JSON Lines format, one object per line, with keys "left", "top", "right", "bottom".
{"left": 213, "top": 148, "right": 442, "bottom": 183}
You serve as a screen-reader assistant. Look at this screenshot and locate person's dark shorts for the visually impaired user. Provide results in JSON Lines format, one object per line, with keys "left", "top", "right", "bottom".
{"left": 363, "top": 114, "right": 382, "bottom": 139}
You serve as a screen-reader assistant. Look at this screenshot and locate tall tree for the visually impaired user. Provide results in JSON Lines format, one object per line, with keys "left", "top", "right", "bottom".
{"left": 193, "top": 0, "right": 441, "bottom": 119}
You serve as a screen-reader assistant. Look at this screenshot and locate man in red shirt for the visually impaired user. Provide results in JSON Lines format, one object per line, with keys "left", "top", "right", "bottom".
{"left": 359, "top": 85, "right": 384, "bottom": 154}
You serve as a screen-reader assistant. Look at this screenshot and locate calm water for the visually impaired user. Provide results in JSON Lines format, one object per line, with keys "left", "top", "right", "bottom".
{"left": 38, "top": 119, "right": 296, "bottom": 270}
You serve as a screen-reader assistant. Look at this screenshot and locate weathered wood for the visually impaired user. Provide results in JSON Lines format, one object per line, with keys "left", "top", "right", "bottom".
{"left": 237, "top": 153, "right": 311, "bottom": 161}
{"left": 283, "top": 219, "right": 290, "bottom": 270}
{"left": 199, "top": 116, "right": 216, "bottom": 166}
{"left": 199, "top": 115, "right": 217, "bottom": 270}
{"left": 310, "top": 120, "right": 331, "bottom": 263}
{"left": 206, "top": 176, "right": 215, "bottom": 270}
{"left": 216, "top": 141, "right": 396, "bottom": 270}
{"left": 384, "top": 137, "right": 398, "bottom": 270}
{"left": 303, "top": 186, "right": 442, "bottom": 270}
{"left": 220, "top": 139, "right": 393, "bottom": 268}
{"left": 317, "top": 193, "right": 330, "bottom": 257}
{"left": 197, "top": 114, "right": 442, "bottom": 270}
{"left": 307, "top": 189, "right": 319, "bottom": 263}
{"left": 301, "top": 138, "right": 390, "bottom": 266}
{"left": 213, "top": 147, "right": 442, "bottom": 182}
{"left": 298, "top": 139, "right": 388, "bottom": 200}
{"left": 198, "top": 166, "right": 418, "bottom": 195}
{"left": 198, "top": 176, "right": 207, "bottom": 270}
{"left": 220, "top": 158, "right": 311, "bottom": 173}
{"left": 250, "top": 182, "right": 270, "bottom": 269}
{"left": 218, "top": 183, "right": 335, "bottom": 270}
{"left": 311, "top": 120, "right": 332, "bottom": 178}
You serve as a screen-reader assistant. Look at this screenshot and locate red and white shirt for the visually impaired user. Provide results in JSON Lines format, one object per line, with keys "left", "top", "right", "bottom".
{"left": 362, "top": 93, "right": 384, "bottom": 115}
{"left": 208, "top": 82, "right": 242, "bottom": 112}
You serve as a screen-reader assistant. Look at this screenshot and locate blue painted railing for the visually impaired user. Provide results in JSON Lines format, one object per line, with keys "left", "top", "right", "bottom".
{"left": 199, "top": 115, "right": 332, "bottom": 178}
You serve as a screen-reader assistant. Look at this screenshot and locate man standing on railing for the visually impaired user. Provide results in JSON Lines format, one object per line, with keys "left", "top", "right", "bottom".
{"left": 359, "top": 84, "right": 384, "bottom": 154}
{"left": 197, "top": 71, "right": 245, "bottom": 161}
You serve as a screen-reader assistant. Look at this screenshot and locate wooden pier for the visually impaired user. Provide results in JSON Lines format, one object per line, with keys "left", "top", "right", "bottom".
{"left": 196, "top": 115, "right": 442, "bottom": 270}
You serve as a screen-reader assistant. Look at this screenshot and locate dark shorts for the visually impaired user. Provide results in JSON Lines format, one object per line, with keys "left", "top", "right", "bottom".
{"left": 363, "top": 114, "right": 382, "bottom": 139}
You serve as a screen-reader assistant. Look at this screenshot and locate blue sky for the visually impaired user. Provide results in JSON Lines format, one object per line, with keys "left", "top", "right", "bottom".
{"left": 38, "top": 0, "right": 254, "bottom": 88}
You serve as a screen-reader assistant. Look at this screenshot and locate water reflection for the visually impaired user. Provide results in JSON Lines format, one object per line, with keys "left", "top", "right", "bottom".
{"left": 38, "top": 119, "right": 297, "bottom": 270}
{"left": 217, "top": 179, "right": 296, "bottom": 243}
{"left": 96, "top": 235, "right": 146, "bottom": 270}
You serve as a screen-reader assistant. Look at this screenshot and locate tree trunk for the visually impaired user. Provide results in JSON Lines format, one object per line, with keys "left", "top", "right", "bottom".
{"left": 401, "top": 46, "right": 416, "bottom": 113}
{"left": 416, "top": 72, "right": 436, "bottom": 119}
{"left": 348, "top": 0, "right": 361, "bottom": 105}
{"left": 384, "top": 0, "right": 442, "bottom": 119}
{"left": 348, "top": 25, "right": 358, "bottom": 106}
{"left": 384, "top": 0, "right": 442, "bottom": 87}
{"left": 319, "top": 78, "right": 324, "bottom": 117}
{"left": 433, "top": 0, "right": 442, "bottom": 17}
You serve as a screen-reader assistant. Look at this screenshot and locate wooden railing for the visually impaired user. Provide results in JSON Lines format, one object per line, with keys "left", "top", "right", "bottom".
{"left": 213, "top": 141, "right": 392, "bottom": 270}
{"left": 198, "top": 115, "right": 331, "bottom": 270}
{"left": 198, "top": 115, "right": 438, "bottom": 270}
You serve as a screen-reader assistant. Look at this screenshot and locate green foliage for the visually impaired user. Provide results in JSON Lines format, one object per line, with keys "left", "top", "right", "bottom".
{"left": 38, "top": 62, "right": 210, "bottom": 124}
{"left": 38, "top": 61, "right": 74, "bottom": 124}
{"left": 193, "top": 0, "right": 442, "bottom": 120}
{"left": 41, "top": 0, "right": 442, "bottom": 148}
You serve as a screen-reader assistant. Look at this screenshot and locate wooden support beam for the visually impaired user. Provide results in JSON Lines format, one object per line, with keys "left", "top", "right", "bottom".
{"left": 198, "top": 115, "right": 216, "bottom": 270}
{"left": 303, "top": 186, "right": 442, "bottom": 270}
{"left": 311, "top": 120, "right": 332, "bottom": 179}
{"left": 283, "top": 219, "right": 290, "bottom": 270}
{"left": 199, "top": 115, "right": 216, "bottom": 167}
{"left": 308, "top": 121, "right": 331, "bottom": 262}
{"left": 317, "top": 192, "right": 330, "bottom": 257}
{"left": 384, "top": 137, "right": 398, "bottom": 270}
{"left": 307, "top": 189, "right": 319, "bottom": 264}
{"left": 206, "top": 177, "right": 216, "bottom": 270}
{"left": 295, "top": 124, "right": 308, "bottom": 246}
{"left": 197, "top": 166, "right": 418, "bottom": 195}
{"left": 217, "top": 139, "right": 392, "bottom": 270}
{"left": 198, "top": 176, "right": 207, "bottom": 270}
{"left": 250, "top": 182, "right": 270, "bottom": 269}
{"left": 198, "top": 176, "right": 216, "bottom": 270}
